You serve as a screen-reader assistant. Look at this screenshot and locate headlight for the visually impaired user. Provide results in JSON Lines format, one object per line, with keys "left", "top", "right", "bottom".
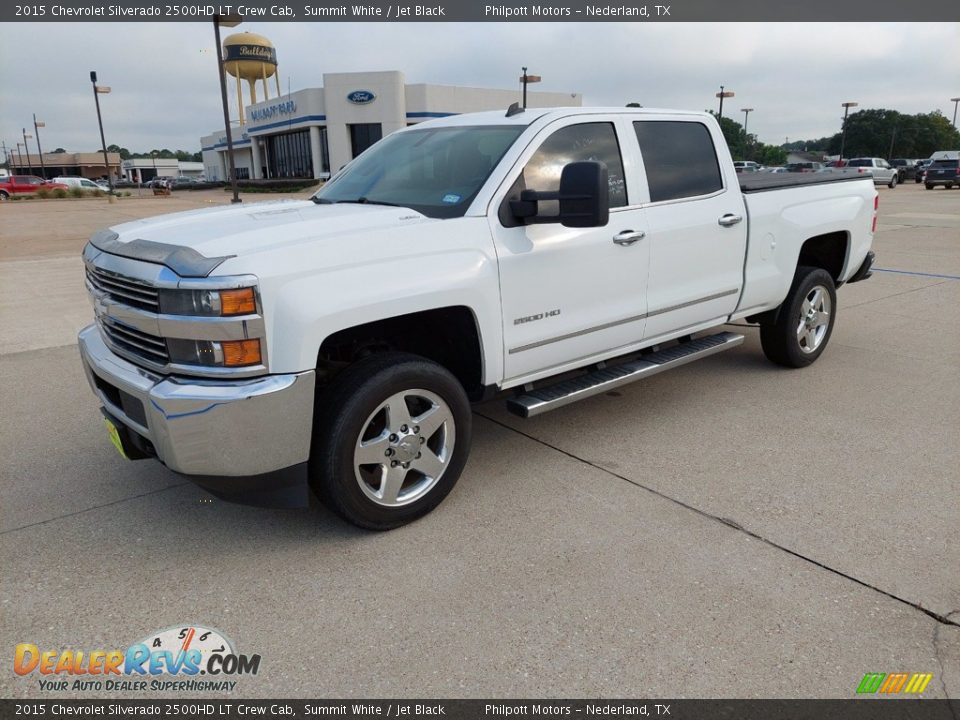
{"left": 167, "top": 338, "right": 262, "bottom": 367}
{"left": 158, "top": 287, "right": 257, "bottom": 316}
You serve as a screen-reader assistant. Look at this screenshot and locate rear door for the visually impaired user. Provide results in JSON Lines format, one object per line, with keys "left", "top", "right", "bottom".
{"left": 630, "top": 117, "right": 747, "bottom": 341}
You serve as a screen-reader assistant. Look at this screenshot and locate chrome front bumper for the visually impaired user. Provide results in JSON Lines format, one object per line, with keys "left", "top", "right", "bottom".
{"left": 79, "top": 325, "right": 316, "bottom": 501}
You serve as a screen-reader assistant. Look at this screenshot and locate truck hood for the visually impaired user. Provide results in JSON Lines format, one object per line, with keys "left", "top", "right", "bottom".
{"left": 106, "top": 199, "right": 433, "bottom": 263}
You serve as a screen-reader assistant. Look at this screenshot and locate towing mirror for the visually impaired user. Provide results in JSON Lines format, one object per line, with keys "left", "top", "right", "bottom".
{"left": 510, "top": 161, "right": 610, "bottom": 228}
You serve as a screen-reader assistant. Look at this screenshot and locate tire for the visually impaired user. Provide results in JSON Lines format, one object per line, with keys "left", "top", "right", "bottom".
{"left": 0, "top": 191, "right": 8, "bottom": 201}
{"left": 888, "top": 175, "right": 897, "bottom": 188}
{"left": 760, "top": 267, "right": 837, "bottom": 368}
{"left": 947, "top": 184, "right": 955, "bottom": 190}
{"left": 925, "top": 183, "right": 934, "bottom": 190}
{"left": 310, "top": 352, "right": 472, "bottom": 530}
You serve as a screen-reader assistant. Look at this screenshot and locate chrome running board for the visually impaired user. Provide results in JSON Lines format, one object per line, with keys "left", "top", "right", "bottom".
{"left": 506, "top": 332, "right": 744, "bottom": 418}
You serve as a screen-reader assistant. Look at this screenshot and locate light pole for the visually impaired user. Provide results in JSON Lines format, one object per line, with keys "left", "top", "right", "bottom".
{"left": 214, "top": 14, "right": 243, "bottom": 203}
{"left": 716, "top": 85, "right": 735, "bottom": 119}
{"left": 951, "top": 97, "right": 960, "bottom": 128}
{"left": 89, "top": 71, "right": 114, "bottom": 194}
{"left": 33, "top": 115, "right": 46, "bottom": 179}
{"left": 741, "top": 108, "right": 753, "bottom": 137}
{"left": 22, "top": 128, "right": 33, "bottom": 175}
{"left": 519, "top": 67, "right": 541, "bottom": 109}
{"left": 839, "top": 101, "right": 858, "bottom": 163}
{"left": 15, "top": 142, "right": 24, "bottom": 172}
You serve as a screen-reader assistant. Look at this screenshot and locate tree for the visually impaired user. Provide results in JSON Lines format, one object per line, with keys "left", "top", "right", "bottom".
{"left": 828, "top": 109, "right": 960, "bottom": 158}
{"left": 106, "top": 144, "right": 131, "bottom": 160}
{"left": 705, "top": 111, "right": 785, "bottom": 164}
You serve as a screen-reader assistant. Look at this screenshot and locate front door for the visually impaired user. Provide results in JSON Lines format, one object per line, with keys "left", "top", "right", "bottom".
{"left": 489, "top": 118, "right": 650, "bottom": 385}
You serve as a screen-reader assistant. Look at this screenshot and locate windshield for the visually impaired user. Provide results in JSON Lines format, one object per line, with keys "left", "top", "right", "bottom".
{"left": 312, "top": 125, "right": 525, "bottom": 219}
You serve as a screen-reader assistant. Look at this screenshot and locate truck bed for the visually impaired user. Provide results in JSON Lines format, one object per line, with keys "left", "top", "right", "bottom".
{"left": 739, "top": 173, "right": 868, "bottom": 193}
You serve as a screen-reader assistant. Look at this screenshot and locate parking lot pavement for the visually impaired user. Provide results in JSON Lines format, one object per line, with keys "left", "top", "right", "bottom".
{"left": 0, "top": 346, "right": 955, "bottom": 698}
{"left": 0, "top": 182, "right": 957, "bottom": 698}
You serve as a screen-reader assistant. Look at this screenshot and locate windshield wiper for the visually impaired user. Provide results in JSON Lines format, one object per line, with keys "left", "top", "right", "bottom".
{"left": 311, "top": 197, "right": 334, "bottom": 204}
{"left": 335, "top": 197, "right": 404, "bottom": 208}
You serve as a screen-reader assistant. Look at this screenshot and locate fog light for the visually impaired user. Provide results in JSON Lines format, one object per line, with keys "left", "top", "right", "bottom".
{"left": 222, "top": 339, "right": 262, "bottom": 367}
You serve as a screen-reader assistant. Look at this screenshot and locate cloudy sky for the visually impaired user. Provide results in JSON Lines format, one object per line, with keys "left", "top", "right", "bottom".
{"left": 1, "top": 22, "right": 957, "bottom": 158}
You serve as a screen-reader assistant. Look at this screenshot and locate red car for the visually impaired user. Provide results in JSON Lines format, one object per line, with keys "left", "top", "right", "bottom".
{"left": 0, "top": 175, "right": 69, "bottom": 199}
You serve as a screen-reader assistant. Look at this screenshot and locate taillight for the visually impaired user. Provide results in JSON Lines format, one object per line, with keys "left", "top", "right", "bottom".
{"left": 874, "top": 195, "right": 879, "bottom": 211}
{"left": 871, "top": 193, "right": 879, "bottom": 233}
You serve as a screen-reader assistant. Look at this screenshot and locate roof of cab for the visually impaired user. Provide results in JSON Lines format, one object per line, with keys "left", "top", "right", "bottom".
{"left": 411, "top": 106, "right": 712, "bottom": 128}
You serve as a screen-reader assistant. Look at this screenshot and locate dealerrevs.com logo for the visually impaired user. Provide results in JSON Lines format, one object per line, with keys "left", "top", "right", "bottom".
{"left": 14, "top": 625, "right": 261, "bottom": 692}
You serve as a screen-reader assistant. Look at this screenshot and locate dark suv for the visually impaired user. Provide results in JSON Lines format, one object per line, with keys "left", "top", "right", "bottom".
{"left": 924, "top": 159, "right": 959, "bottom": 189}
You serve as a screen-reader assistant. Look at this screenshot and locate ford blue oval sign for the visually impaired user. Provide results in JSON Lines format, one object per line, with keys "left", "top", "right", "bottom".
{"left": 347, "top": 90, "right": 376, "bottom": 105}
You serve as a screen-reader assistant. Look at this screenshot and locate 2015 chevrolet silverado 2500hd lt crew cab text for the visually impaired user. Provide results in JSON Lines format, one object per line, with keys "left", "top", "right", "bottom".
{"left": 79, "top": 106, "right": 878, "bottom": 529}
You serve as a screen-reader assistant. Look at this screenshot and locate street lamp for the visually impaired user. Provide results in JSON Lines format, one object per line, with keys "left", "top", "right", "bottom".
{"left": 15, "top": 142, "right": 24, "bottom": 172}
{"left": 951, "top": 97, "right": 960, "bottom": 128}
{"left": 741, "top": 108, "right": 753, "bottom": 137}
{"left": 33, "top": 115, "right": 46, "bottom": 179}
{"left": 214, "top": 14, "right": 243, "bottom": 204}
{"left": 22, "top": 129, "right": 33, "bottom": 175}
{"left": 89, "top": 71, "right": 114, "bottom": 194}
{"left": 716, "top": 85, "right": 735, "bottom": 119}
{"left": 519, "top": 67, "right": 541, "bottom": 109}
{"left": 839, "top": 101, "right": 858, "bottom": 163}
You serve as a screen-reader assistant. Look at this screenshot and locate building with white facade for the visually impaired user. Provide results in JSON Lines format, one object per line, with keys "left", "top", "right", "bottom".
{"left": 201, "top": 71, "right": 582, "bottom": 182}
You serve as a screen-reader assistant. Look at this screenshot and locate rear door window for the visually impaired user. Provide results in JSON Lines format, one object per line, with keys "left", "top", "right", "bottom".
{"left": 633, "top": 121, "right": 723, "bottom": 202}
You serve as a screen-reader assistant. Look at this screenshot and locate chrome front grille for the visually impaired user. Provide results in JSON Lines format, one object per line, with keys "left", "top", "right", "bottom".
{"left": 100, "top": 316, "right": 169, "bottom": 366}
{"left": 85, "top": 266, "right": 161, "bottom": 313}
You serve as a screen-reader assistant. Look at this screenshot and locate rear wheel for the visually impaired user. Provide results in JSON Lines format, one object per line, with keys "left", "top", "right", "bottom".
{"left": 761, "top": 267, "right": 837, "bottom": 368}
{"left": 0, "top": 190, "right": 9, "bottom": 201}
{"left": 310, "top": 352, "right": 472, "bottom": 530}
{"left": 925, "top": 183, "right": 934, "bottom": 190}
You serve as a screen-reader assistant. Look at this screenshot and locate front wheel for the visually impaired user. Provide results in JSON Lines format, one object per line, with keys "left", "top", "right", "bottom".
{"left": 925, "top": 183, "right": 934, "bottom": 190}
{"left": 310, "top": 352, "right": 472, "bottom": 530}
{"left": 760, "top": 267, "right": 837, "bottom": 368}
{"left": 888, "top": 175, "right": 897, "bottom": 188}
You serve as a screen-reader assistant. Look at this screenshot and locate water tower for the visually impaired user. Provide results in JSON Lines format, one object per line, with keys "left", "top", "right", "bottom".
{"left": 222, "top": 32, "right": 281, "bottom": 125}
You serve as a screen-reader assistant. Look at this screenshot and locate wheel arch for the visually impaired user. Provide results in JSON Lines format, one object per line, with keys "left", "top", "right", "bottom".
{"left": 315, "top": 306, "right": 488, "bottom": 401}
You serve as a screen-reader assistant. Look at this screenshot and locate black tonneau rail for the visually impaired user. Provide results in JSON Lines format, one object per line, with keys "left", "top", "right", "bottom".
{"left": 739, "top": 173, "right": 870, "bottom": 193}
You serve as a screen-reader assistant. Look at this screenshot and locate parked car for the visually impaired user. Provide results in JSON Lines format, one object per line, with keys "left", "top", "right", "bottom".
{"left": 914, "top": 159, "right": 933, "bottom": 183}
{"left": 888, "top": 159, "right": 921, "bottom": 183}
{"left": 53, "top": 176, "right": 109, "bottom": 192}
{"left": 0, "top": 175, "right": 69, "bottom": 199}
{"left": 733, "top": 161, "right": 761, "bottom": 173}
{"left": 785, "top": 162, "right": 824, "bottom": 173}
{"left": 923, "top": 158, "right": 960, "bottom": 189}
{"left": 168, "top": 176, "right": 200, "bottom": 189}
{"left": 78, "top": 106, "right": 878, "bottom": 529}
{"left": 828, "top": 158, "right": 899, "bottom": 188}
{"left": 761, "top": 166, "right": 789, "bottom": 173}
{"left": 145, "top": 176, "right": 172, "bottom": 188}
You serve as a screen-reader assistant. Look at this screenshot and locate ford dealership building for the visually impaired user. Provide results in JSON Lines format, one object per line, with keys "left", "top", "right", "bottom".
{"left": 200, "top": 71, "right": 581, "bottom": 182}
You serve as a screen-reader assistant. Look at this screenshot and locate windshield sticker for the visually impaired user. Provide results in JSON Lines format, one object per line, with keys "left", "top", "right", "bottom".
{"left": 442, "top": 193, "right": 462, "bottom": 204}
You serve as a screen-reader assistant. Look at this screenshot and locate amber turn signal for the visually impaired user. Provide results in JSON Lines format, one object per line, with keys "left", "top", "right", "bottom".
{"left": 221, "top": 339, "right": 262, "bottom": 367}
{"left": 219, "top": 288, "right": 257, "bottom": 316}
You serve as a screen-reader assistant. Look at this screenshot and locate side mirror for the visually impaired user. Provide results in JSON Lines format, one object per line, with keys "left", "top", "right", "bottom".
{"left": 510, "top": 160, "right": 610, "bottom": 228}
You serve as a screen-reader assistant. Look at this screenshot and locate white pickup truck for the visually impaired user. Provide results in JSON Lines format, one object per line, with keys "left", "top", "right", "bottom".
{"left": 79, "top": 106, "right": 878, "bottom": 529}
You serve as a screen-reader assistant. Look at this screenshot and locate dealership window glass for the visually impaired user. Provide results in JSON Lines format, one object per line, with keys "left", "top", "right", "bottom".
{"left": 266, "top": 129, "right": 313, "bottom": 178}
{"left": 513, "top": 122, "right": 627, "bottom": 211}
{"left": 350, "top": 124, "right": 383, "bottom": 158}
{"left": 313, "top": 125, "right": 524, "bottom": 219}
{"left": 633, "top": 121, "right": 723, "bottom": 202}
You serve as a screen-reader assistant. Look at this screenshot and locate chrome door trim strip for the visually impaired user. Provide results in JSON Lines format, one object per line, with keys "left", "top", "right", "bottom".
{"left": 507, "top": 288, "right": 739, "bottom": 355}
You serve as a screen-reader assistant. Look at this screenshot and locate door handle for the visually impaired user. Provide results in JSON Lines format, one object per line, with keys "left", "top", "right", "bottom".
{"left": 613, "top": 230, "right": 645, "bottom": 246}
{"left": 718, "top": 213, "right": 743, "bottom": 227}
